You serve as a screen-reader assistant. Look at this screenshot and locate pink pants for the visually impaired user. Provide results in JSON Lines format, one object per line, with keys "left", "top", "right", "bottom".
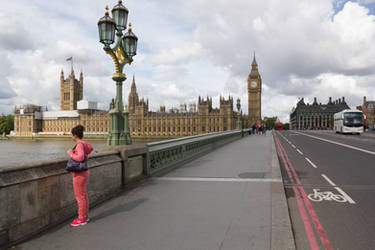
{"left": 72, "top": 171, "right": 90, "bottom": 219}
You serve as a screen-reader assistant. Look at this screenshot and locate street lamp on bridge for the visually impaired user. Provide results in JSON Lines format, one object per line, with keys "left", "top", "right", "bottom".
{"left": 97, "top": 0, "right": 138, "bottom": 146}
{"left": 236, "top": 98, "right": 241, "bottom": 130}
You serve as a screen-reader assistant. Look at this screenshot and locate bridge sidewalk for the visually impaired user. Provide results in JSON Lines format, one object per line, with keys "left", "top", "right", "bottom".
{"left": 16, "top": 133, "right": 295, "bottom": 250}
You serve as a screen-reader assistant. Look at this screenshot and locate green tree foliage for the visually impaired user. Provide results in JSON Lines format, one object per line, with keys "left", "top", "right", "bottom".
{"left": 283, "top": 123, "right": 290, "bottom": 130}
{"left": 264, "top": 118, "right": 277, "bottom": 129}
{"left": 0, "top": 115, "right": 14, "bottom": 135}
{"left": 329, "top": 117, "right": 334, "bottom": 128}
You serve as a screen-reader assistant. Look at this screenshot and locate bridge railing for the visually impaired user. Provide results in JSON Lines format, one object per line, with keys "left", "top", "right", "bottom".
{"left": 147, "top": 129, "right": 250, "bottom": 175}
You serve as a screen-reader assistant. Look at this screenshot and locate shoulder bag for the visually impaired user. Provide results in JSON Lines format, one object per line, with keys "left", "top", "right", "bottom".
{"left": 66, "top": 143, "right": 88, "bottom": 172}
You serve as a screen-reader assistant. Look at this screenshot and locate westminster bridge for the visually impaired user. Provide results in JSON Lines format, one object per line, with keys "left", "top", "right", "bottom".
{"left": 0, "top": 130, "right": 295, "bottom": 250}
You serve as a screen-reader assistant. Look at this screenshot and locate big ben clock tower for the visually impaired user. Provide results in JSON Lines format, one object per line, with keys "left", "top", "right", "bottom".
{"left": 248, "top": 54, "right": 262, "bottom": 125}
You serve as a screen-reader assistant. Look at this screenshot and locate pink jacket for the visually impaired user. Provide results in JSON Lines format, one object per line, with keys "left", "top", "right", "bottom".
{"left": 68, "top": 140, "right": 93, "bottom": 162}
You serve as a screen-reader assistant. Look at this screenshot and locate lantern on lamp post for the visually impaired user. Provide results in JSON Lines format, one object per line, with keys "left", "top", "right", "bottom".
{"left": 97, "top": 0, "right": 138, "bottom": 146}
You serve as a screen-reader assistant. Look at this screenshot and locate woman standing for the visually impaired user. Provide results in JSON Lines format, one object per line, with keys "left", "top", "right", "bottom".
{"left": 67, "top": 125, "right": 93, "bottom": 227}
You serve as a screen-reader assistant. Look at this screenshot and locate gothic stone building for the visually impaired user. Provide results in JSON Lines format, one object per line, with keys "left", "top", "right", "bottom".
{"left": 14, "top": 69, "right": 110, "bottom": 136}
{"left": 14, "top": 57, "right": 261, "bottom": 137}
{"left": 290, "top": 97, "right": 350, "bottom": 130}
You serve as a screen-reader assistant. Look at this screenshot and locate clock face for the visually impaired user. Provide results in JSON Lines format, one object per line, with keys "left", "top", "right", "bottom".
{"left": 251, "top": 81, "right": 257, "bottom": 88}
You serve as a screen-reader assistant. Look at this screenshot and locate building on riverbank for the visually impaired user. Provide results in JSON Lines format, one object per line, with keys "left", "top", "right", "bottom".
{"left": 290, "top": 97, "right": 350, "bottom": 130}
{"left": 356, "top": 96, "right": 375, "bottom": 129}
{"left": 14, "top": 71, "right": 253, "bottom": 138}
{"left": 14, "top": 60, "right": 262, "bottom": 138}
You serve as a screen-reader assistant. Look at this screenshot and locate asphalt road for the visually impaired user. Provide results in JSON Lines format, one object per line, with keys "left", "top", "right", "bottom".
{"left": 274, "top": 130, "right": 375, "bottom": 250}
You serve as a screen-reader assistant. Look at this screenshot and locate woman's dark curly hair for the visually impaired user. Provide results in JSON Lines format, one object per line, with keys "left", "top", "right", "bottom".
{"left": 71, "top": 125, "right": 85, "bottom": 139}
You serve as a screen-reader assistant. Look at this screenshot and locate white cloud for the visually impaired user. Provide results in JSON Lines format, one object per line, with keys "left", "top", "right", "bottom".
{"left": 148, "top": 42, "right": 204, "bottom": 65}
{"left": 1, "top": 0, "right": 375, "bottom": 124}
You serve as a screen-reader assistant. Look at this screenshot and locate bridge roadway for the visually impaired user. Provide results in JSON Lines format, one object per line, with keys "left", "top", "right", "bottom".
{"left": 16, "top": 133, "right": 294, "bottom": 250}
{"left": 275, "top": 130, "right": 375, "bottom": 250}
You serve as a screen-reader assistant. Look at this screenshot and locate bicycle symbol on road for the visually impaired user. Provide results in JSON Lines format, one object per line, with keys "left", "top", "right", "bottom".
{"left": 308, "top": 189, "right": 347, "bottom": 203}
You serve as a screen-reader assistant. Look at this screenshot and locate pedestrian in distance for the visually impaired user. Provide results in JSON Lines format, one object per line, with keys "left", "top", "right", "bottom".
{"left": 66, "top": 125, "right": 93, "bottom": 227}
{"left": 252, "top": 124, "right": 256, "bottom": 135}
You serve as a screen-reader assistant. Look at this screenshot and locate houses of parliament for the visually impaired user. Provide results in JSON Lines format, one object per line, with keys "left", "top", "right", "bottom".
{"left": 13, "top": 56, "right": 262, "bottom": 138}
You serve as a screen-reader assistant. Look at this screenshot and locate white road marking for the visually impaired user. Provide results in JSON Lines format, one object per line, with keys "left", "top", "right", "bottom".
{"left": 153, "top": 177, "right": 282, "bottom": 183}
{"left": 321, "top": 174, "right": 356, "bottom": 204}
{"left": 294, "top": 131, "right": 375, "bottom": 156}
{"left": 321, "top": 174, "right": 336, "bottom": 186}
{"left": 305, "top": 158, "right": 318, "bottom": 169}
{"left": 297, "top": 149, "right": 304, "bottom": 155}
{"left": 292, "top": 145, "right": 296, "bottom": 149}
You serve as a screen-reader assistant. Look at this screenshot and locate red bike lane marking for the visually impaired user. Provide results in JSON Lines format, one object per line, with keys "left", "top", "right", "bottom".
{"left": 274, "top": 132, "right": 334, "bottom": 250}
{"left": 274, "top": 132, "right": 320, "bottom": 250}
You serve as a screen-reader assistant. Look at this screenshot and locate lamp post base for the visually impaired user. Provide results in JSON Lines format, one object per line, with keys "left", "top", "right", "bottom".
{"left": 236, "top": 119, "right": 241, "bottom": 130}
{"left": 107, "top": 109, "right": 132, "bottom": 146}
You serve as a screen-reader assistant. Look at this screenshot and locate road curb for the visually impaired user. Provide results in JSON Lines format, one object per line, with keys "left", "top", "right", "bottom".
{"left": 270, "top": 133, "right": 296, "bottom": 250}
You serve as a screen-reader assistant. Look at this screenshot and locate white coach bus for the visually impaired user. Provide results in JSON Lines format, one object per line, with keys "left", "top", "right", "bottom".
{"left": 334, "top": 110, "right": 364, "bottom": 134}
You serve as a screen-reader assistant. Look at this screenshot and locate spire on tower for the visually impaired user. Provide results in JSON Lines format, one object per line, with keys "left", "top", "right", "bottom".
{"left": 70, "top": 67, "right": 75, "bottom": 77}
{"left": 252, "top": 52, "right": 257, "bottom": 66}
{"left": 249, "top": 52, "right": 260, "bottom": 77}
{"left": 131, "top": 75, "right": 136, "bottom": 91}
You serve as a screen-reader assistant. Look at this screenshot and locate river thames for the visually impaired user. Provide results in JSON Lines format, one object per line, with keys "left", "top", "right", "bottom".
{"left": 0, "top": 139, "right": 145, "bottom": 168}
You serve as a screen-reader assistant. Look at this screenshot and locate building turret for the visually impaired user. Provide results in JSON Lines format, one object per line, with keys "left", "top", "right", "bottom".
{"left": 69, "top": 68, "right": 75, "bottom": 110}
{"left": 79, "top": 71, "right": 84, "bottom": 101}
{"left": 128, "top": 75, "right": 139, "bottom": 113}
{"left": 328, "top": 97, "right": 333, "bottom": 105}
{"left": 313, "top": 97, "right": 318, "bottom": 105}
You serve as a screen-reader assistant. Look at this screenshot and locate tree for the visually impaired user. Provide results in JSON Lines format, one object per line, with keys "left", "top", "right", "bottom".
{"left": 0, "top": 115, "right": 14, "bottom": 135}
{"left": 264, "top": 118, "right": 277, "bottom": 129}
{"left": 328, "top": 117, "right": 334, "bottom": 128}
{"left": 283, "top": 123, "right": 290, "bottom": 130}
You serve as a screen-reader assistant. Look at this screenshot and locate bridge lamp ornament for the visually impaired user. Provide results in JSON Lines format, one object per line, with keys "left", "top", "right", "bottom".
{"left": 97, "top": 0, "right": 138, "bottom": 146}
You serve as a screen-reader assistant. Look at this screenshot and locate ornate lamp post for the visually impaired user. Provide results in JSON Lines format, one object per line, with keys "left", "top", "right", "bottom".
{"left": 97, "top": 0, "right": 138, "bottom": 146}
{"left": 236, "top": 98, "right": 241, "bottom": 130}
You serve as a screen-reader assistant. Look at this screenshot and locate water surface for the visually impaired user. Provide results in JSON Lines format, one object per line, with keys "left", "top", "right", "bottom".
{"left": 0, "top": 139, "right": 141, "bottom": 168}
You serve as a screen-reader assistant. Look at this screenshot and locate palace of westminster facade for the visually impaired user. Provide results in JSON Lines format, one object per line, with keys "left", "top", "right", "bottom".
{"left": 14, "top": 57, "right": 262, "bottom": 137}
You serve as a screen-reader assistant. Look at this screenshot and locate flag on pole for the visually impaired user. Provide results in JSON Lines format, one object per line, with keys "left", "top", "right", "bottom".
{"left": 66, "top": 57, "right": 73, "bottom": 70}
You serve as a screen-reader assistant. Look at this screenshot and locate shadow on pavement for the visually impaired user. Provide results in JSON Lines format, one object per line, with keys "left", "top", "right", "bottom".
{"left": 91, "top": 198, "right": 148, "bottom": 222}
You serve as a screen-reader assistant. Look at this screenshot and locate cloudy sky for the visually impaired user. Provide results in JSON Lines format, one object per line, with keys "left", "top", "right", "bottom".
{"left": 1, "top": 0, "right": 375, "bottom": 122}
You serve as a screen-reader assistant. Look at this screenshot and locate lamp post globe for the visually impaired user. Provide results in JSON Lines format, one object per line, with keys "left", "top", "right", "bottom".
{"left": 112, "top": 0, "right": 129, "bottom": 32}
{"left": 97, "top": 6, "right": 116, "bottom": 47}
{"left": 122, "top": 23, "right": 138, "bottom": 58}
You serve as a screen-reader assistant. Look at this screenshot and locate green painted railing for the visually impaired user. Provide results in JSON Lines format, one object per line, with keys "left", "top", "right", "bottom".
{"left": 147, "top": 129, "right": 250, "bottom": 175}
